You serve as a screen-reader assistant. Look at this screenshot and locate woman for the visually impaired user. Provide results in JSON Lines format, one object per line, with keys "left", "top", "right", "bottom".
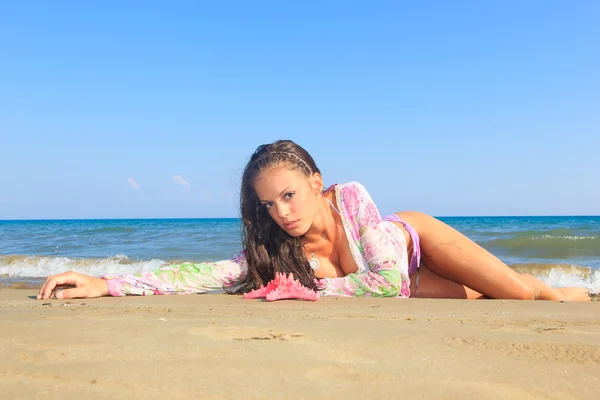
{"left": 37, "top": 140, "right": 590, "bottom": 301}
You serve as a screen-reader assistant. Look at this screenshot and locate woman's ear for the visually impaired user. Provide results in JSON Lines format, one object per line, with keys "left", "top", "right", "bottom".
{"left": 310, "top": 173, "right": 324, "bottom": 194}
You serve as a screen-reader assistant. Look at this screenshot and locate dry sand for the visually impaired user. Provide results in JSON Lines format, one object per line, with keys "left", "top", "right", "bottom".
{"left": 1, "top": 289, "right": 599, "bottom": 399}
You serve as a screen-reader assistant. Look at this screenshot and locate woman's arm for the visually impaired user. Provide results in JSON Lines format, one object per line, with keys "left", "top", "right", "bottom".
{"left": 37, "top": 252, "right": 247, "bottom": 299}
{"left": 104, "top": 254, "right": 247, "bottom": 296}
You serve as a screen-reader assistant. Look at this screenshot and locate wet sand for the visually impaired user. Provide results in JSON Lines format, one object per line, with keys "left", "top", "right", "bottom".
{"left": 1, "top": 289, "right": 599, "bottom": 399}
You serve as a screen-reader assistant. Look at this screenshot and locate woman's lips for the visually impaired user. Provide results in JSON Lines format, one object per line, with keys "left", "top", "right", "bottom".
{"left": 284, "top": 220, "right": 299, "bottom": 230}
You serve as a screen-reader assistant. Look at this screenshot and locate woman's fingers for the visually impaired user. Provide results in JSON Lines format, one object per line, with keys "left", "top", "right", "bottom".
{"left": 37, "top": 271, "right": 109, "bottom": 299}
{"left": 37, "top": 271, "right": 81, "bottom": 300}
{"left": 36, "top": 277, "right": 50, "bottom": 299}
{"left": 37, "top": 275, "right": 58, "bottom": 300}
{"left": 55, "top": 285, "right": 88, "bottom": 299}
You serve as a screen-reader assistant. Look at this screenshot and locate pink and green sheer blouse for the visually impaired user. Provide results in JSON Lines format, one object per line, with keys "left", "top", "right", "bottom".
{"left": 102, "top": 182, "right": 411, "bottom": 298}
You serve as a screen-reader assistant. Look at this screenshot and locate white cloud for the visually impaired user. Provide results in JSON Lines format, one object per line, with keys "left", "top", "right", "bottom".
{"left": 128, "top": 178, "right": 140, "bottom": 190}
{"left": 172, "top": 175, "right": 190, "bottom": 191}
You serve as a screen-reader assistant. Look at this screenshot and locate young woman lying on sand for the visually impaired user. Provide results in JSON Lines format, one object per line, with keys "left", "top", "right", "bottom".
{"left": 37, "top": 140, "right": 590, "bottom": 301}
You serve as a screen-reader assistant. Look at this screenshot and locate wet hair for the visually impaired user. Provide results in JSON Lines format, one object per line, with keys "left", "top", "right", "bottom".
{"left": 230, "top": 140, "right": 321, "bottom": 293}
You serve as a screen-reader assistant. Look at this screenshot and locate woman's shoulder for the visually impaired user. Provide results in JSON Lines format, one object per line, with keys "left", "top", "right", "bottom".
{"left": 340, "top": 182, "right": 381, "bottom": 228}
{"left": 325, "top": 181, "right": 369, "bottom": 192}
{"left": 331, "top": 181, "right": 372, "bottom": 203}
{"left": 327, "top": 182, "right": 378, "bottom": 219}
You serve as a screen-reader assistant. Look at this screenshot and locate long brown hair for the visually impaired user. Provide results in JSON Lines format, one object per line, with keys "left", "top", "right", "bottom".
{"left": 231, "top": 140, "right": 321, "bottom": 293}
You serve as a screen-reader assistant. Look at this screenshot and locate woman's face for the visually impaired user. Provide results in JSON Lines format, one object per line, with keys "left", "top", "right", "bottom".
{"left": 253, "top": 165, "right": 322, "bottom": 237}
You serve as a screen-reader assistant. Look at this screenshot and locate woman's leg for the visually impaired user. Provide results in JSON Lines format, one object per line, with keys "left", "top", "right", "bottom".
{"left": 397, "top": 211, "right": 589, "bottom": 301}
{"left": 517, "top": 274, "right": 590, "bottom": 301}
{"left": 409, "top": 264, "right": 485, "bottom": 299}
{"left": 409, "top": 265, "right": 590, "bottom": 300}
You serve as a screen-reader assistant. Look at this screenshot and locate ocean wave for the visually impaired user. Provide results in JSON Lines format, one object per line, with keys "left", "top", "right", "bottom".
{"left": 510, "top": 263, "right": 600, "bottom": 295}
{"left": 1, "top": 255, "right": 598, "bottom": 295}
{"left": 0, "top": 255, "right": 166, "bottom": 278}
{"left": 463, "top": 228, "right": 590, "bottom": 238}
{"left": 510, "top": 263, "right": 592, "bottom": 277}
{"left": 485, "top": 235, "right": 600, "bottom": 258}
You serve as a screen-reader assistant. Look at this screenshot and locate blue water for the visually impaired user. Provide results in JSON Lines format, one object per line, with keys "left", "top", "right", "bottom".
{"left": 441, "top": 216, "right": 600, "bottom": 267}
{"left": 0, "top": 218, "right": 243, "bottom": 261}
{"left": 1, "top": 216, "right": 599, "bottom": 291}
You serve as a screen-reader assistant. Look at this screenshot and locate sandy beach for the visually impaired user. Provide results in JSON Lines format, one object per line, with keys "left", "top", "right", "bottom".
{"left": 1, "top": 289, "right": 598, "bottom": 399}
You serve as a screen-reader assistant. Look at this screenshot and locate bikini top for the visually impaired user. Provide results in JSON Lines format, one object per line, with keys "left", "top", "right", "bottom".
{"left": 325, "top": 197, "right": 341, "bottom": 215}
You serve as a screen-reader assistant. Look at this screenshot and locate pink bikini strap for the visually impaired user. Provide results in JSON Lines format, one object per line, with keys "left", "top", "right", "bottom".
{"left": 325, "top": 198, "right": 340, "bottom": 215}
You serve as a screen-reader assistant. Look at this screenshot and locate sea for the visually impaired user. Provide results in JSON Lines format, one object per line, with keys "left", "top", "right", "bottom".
{"left": 1, "top": 217, "right": 599, "bottom": 294}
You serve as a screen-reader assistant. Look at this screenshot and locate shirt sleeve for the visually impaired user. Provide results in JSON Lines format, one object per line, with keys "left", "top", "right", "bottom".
{"left": 317, "top": 223, "right": 411, "bottom": 297}
{"left": 101, "top": 252, "right": 248, "bottom": 296}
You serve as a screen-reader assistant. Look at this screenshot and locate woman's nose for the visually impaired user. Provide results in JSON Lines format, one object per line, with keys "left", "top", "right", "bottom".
{"left": 276, "top": 203, "right": 289, "bottom": 219}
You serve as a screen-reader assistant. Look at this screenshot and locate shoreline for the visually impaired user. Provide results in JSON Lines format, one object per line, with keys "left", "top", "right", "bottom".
{"left": 1, "top": 289, "right": 599, "bottom": 399}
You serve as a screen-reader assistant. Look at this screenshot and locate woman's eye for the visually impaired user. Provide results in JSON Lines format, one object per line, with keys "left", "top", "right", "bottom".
{"left": 284, "top": 192, "right": 295, "bottom": 199}
{"left": 264, "top": 202, "right": 273, "bottom": 209}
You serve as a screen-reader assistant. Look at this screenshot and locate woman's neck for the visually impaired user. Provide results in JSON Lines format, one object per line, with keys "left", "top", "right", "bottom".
{"left": 304, "top": 195, "right": 334, "bottom": 245}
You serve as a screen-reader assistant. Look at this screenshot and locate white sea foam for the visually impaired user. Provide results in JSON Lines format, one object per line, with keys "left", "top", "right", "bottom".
{"left": 0, "top": 255, "right": 166, "bottom": 278}
{"left": 538, "top": 235, "right": 598, "bottom": 241}
{"left": 536, "top": 269, "right": 600, "bottom": 294}
{"left": 2, "top": 255, "right": 599, "bottom": 295}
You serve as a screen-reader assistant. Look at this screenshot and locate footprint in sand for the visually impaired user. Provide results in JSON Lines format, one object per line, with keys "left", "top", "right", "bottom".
{"left": 305, "top": 364, "right": 377, "bottom": 383}
{"left": 444, "top": 337, "right": 600, "bottom": 363}
{"left": 188, "top": 325, "right": 305, "bottom": 341}
{"left": 534, "top": 326, "right": 566, "bottom": 334}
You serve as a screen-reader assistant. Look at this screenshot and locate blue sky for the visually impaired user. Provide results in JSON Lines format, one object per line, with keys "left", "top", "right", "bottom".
{"left": 1, "top": 1, "right": 598, "bottom": 219}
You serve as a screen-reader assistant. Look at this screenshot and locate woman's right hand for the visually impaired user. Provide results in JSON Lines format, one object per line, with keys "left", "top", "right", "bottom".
{"left": 37, "top": 270, "right": 110, "bottom": 300}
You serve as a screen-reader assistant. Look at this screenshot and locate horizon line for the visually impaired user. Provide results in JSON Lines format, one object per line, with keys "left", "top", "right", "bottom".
{"left": 2, "top": 215, "right": 600, "bottom": 222}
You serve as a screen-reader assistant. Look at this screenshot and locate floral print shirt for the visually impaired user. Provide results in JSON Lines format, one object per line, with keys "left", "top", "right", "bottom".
{"left": 103, "top": 182, "right": 411, "bottom": 298}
